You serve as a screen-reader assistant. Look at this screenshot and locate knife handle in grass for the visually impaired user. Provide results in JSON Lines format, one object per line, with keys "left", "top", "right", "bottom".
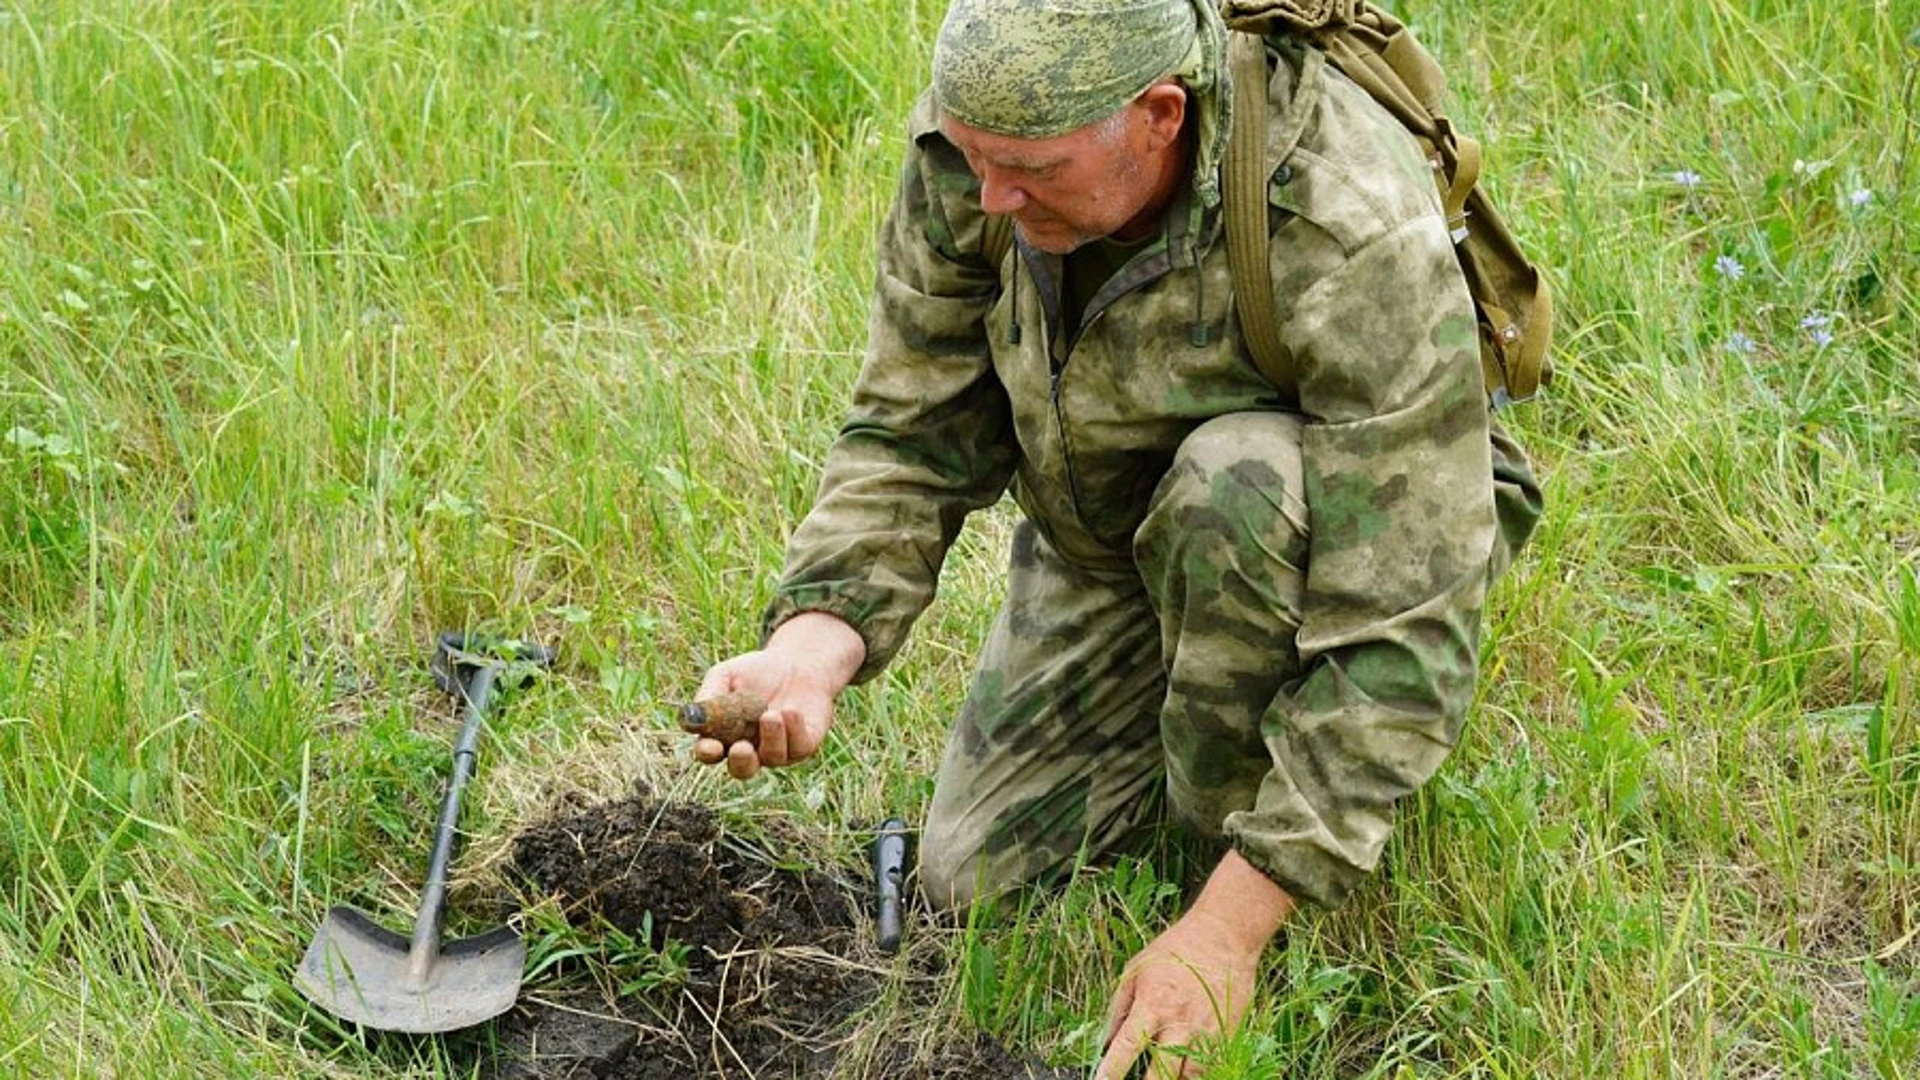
{"left": 874, "top": 817, "right": 909, "bottom": 954}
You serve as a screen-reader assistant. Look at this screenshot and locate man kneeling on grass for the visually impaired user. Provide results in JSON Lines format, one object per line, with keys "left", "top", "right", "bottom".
{"left": 693, "top": 0, "right": 1542, "bottom": 1074}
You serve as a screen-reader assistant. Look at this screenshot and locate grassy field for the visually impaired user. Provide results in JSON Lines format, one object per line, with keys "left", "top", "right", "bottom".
{"left": 1, "top": 0, "right": 1915, "bottom": 1076}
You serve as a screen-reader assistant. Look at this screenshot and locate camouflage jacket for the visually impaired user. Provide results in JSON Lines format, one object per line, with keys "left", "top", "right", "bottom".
{"left": 766, "top": 45, "right": 1543, "bottom": 903}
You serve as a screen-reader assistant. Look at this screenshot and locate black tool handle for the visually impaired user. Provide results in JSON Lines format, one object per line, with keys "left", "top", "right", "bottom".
{"left": 407, "top": 633, "right": 554, "bottom": 980}
{"left": 408, "top": 661, "right": 499, "bottom": 979}
{"left": 873, "top": 817, "right": 909, "bottom": 954}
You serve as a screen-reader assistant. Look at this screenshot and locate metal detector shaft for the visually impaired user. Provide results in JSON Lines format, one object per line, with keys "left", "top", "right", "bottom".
{"left": 407, "top": 661, "right": 501, "bottom": 983}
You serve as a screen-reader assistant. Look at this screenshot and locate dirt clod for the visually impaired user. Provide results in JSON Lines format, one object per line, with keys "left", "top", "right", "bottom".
{"left": 498, "top": 794, "right": 1070, "bottom": 1079}
{"left": 511, "top": 796, "right": 854, "bottom": 954}
{"left": 490, "top": 1005, "right": 638, "bottom": 1079}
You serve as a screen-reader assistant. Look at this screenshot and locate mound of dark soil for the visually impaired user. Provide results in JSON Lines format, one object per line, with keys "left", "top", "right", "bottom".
{"left": 512, "top": 795, "right": 858, "bottom": 959}
{"left": 496, "top": 794, "right": 1073, "bottom": 1080}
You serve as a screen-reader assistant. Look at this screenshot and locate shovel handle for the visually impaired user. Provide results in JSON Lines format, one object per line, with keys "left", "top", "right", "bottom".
{"left": 408, "top": 634, "right": 554, "bottom": 981}
{"left": 410, "top": 662, "right": 500, "bottom": 979}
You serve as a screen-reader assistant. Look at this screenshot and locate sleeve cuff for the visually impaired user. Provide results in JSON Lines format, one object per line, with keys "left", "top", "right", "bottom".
{"left": 1222, "top": 816, "right": 1372, "bottom": 911}
{"left": 761, "top": 584, "right": 900, "bottom": 686}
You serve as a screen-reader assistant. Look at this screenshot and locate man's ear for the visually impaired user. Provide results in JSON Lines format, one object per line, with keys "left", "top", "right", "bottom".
{"left": 1137, "top": 82, "right": 1189, "bottom": 153}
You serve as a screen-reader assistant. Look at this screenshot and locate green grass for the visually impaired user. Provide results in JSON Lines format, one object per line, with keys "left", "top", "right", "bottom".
{"left": 1, "top": 0, "right": 1915, "bottom": 1075}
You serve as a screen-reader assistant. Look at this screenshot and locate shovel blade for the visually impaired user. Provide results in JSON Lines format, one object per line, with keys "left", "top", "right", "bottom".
{"left": 295, "top": 905, "right": 526, "bottom": 1034}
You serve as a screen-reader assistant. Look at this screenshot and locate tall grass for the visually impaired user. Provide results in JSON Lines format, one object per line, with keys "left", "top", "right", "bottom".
{"left": 0, "top": 0, "right": 1914, "bottom": 1075}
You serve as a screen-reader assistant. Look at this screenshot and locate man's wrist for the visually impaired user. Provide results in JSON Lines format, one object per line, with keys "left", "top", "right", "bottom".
{"left": 766, "top": 611, "right": 867, "bottom": 690}
{"left": 1189, "top": 849, "right": 1296, "bottom": 952}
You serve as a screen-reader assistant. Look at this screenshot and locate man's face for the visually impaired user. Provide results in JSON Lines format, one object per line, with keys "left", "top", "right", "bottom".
{"left": 940, "top": 105, "right": 1155, "bottom": 255}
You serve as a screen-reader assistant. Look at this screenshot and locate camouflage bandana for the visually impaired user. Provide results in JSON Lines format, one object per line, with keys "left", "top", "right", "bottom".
{"left": 933, "top": 0, "right": 1232, "bottom": 209}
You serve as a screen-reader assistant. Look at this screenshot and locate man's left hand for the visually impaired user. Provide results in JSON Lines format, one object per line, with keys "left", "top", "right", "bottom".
{"left": 1095, "top": 851, "right": 1295, "bottom": 1079}
{"left": 1095, "top": 909, "right": 1259, "bottom": 1078}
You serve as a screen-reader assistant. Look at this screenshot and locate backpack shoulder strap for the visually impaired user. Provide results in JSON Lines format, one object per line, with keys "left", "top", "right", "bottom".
{"left": 1228, "top": 0, "right": 1554, "bottom": 405}
{"left": 1224, "top": 32, "right": 1321, "bottom": 392}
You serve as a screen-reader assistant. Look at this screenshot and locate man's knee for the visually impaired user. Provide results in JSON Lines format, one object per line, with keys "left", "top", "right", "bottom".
{"left": 918, "top": 777, "right": 1139, "bottom": 915}
{"left": 1136, "top": 411, "right": 1310, "bottom": 578}
{"left": 915, "top": 834, "right": 983, "bottom": 915}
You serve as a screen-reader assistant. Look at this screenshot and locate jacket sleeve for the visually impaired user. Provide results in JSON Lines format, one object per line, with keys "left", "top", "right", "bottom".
{"left": 1222, "top": 211, "right": 1502, "bottom": 908}
{"left": 762, "top": 93, "right": 1018, "bottom": 684}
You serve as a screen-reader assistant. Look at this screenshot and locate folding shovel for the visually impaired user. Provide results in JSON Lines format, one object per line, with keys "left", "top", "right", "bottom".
{"left": 295, "top": 632, "right": 555, "bottom": 1033}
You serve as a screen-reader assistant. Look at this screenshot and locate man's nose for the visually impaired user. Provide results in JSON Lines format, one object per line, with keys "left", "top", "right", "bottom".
{"left": 976, "top": 167, "right": 1027, "bottom": 215}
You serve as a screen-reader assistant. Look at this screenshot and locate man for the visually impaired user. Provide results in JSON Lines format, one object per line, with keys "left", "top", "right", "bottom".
{"left": 694, "top": 0, "right": 1543, "bottom": 1075}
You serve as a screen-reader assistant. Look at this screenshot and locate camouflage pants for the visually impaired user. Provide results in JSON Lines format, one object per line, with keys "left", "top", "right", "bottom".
{"left": 921, "top": 411, "right": 1312, "bottom": 910}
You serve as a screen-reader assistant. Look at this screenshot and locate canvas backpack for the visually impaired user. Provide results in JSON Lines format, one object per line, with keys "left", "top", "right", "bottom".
{"left": 981, "top": 0, "right": 1553, "bottom": 406}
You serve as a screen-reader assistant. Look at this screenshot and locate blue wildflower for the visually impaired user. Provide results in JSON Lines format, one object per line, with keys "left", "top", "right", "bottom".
{"left": 1849, "top": 188, "right": 1872, "bottom": 208}
{"left": 1724, "top": 332, "right": 1756, "bottom": 355}
{"left": 1672, "top": 169, "right": 1704, "bottom": 190}
{"left": 1715, "top": 255, "right": 1745, "bottom": 280}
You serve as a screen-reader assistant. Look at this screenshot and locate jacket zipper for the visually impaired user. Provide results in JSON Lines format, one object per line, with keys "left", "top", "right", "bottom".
{"left": 1023, "top": 239, "right": 1182, "bottom": 534}
{"left": 1020, "top": 246, "right": 1091, "bottom": 526}
{"left": 1048, "top": 360, "right": 1086, "bottom": 522}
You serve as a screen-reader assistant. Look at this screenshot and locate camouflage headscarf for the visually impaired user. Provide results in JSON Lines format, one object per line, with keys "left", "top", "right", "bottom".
{"left": 932, "top": 0, "right": 1232, "bottom": 209}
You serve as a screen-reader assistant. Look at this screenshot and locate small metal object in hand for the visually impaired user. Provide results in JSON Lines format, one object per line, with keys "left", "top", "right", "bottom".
{"left": 678, "top": 691, "right": 769, "bottom": 746}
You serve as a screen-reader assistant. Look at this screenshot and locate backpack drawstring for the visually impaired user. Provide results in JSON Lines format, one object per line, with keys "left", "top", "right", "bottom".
{"left": 1008, "top": 241, "right": 1023, "bottom": 345}
{"left": 1188, "top": 202, "right": 1210, "bottom": 347}
{"left": 1190, "top": 270, "right": 1207, "bottom": 347}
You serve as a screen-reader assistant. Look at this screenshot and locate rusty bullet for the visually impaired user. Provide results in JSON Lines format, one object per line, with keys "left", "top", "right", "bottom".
{"left": 678, "top": 691, "right": 769, "bottom": 746}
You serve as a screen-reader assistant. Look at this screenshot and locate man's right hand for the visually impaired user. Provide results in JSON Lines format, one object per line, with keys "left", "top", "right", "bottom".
{"left": 691, "top": 611, "right": 866, "bottom": 780}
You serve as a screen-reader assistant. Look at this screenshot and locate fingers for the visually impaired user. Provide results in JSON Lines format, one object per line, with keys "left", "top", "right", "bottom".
{"left": 1104, "top": 972, "right": 1139, "bottom": 1048}
{"left": 1097, "top": 979, "right": 1149, "bottom": 1080}
{"left": 781, "top": 704, "right": 824, "bottom": 761}
{"left": 1151, "top": 1033, "right": 1198, "bottom": 1079}
{"left": 689, "top": 718, "right": 782, "bottom": 780}
{"left": 1100, "top": 1031, "right": 1203, "bottom": 1080}
{"left": 726, "top": 740, "right": 760, "bottom": 780}
{"left": 756, "top": 708, "right": 789, "bottom": 767}
{"left": 692, "top": 737, "right": 726, "bottom": 765}
{"left": 1096, "top": 1023, "right": 1148, "bottom": 1080}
